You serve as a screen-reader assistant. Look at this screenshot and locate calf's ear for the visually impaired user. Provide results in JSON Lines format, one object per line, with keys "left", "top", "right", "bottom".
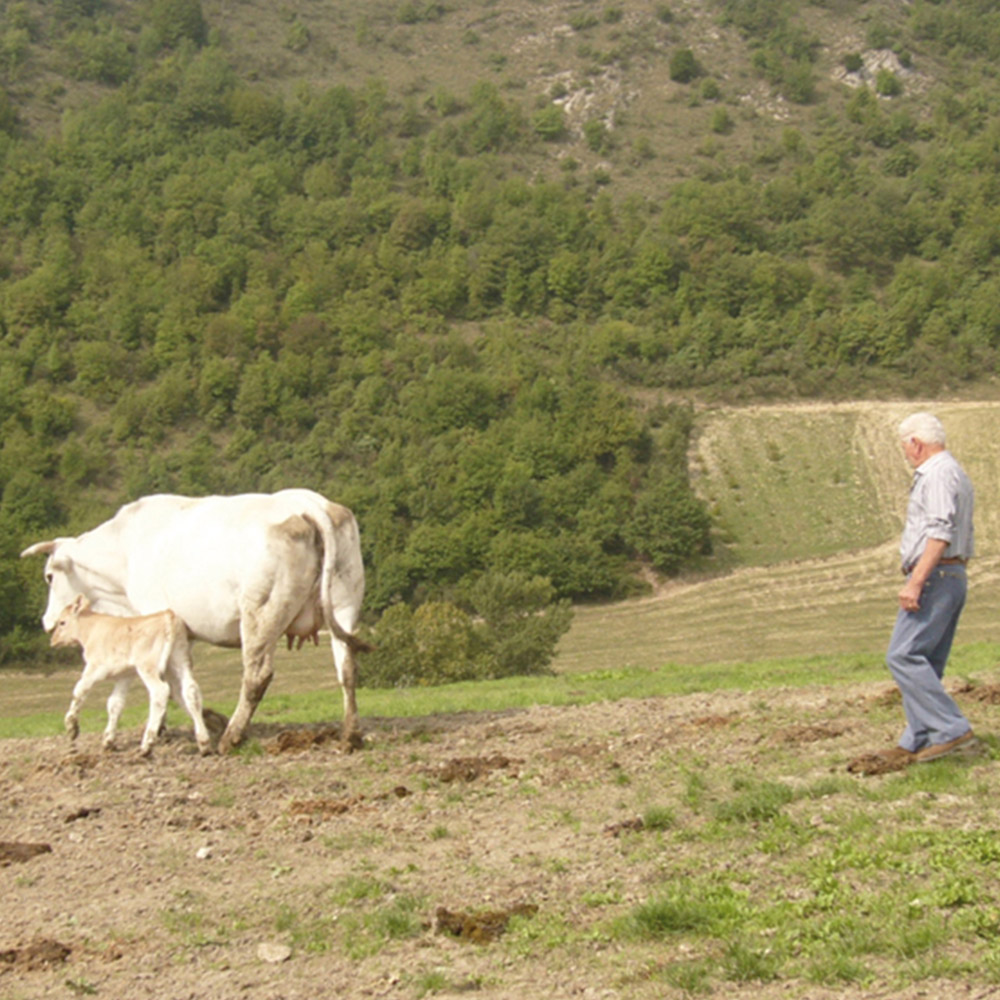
{"left": 20, "top": 540, "right": 57, "bottom": 558}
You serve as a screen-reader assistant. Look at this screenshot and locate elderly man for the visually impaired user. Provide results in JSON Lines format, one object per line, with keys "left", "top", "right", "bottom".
{"left": 882, "top": 412, "right": 975, "bottom": 765}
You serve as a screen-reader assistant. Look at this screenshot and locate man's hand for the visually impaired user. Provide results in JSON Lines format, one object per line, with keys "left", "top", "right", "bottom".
{"left": 898, "top": 578, "right": 923, "bottom": 613}
{"left": 899, "top": 538, "right": 949, "bottom": 613}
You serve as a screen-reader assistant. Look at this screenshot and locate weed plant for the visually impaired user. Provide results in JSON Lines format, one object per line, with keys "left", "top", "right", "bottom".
{"left": 606, "top": 746, "right": 1000, "bottom": 993}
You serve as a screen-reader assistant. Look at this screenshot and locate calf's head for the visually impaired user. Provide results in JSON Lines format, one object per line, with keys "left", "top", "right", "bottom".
{"left": 49, "top": 595, "right": 92, "bottom": 649}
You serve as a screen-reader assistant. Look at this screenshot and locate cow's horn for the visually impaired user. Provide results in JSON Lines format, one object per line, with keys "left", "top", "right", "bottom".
{"left": 20, "top": 541, "right": 58, "bottom": 558}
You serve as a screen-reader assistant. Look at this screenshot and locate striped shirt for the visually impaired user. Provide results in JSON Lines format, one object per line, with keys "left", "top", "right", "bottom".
{"left": 899, "top": 449, "right": 975, "bottom": 573}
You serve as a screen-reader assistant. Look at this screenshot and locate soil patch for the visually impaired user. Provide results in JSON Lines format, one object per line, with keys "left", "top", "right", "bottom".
{"left": 1, "top": 679, "right": 998, "bottom": 999}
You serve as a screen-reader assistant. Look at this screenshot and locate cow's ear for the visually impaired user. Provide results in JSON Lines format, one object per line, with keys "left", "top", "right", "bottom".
{"left": 72, "top": 595, "right": 88, "bottom": 613}
{"left": 20, "top": 540, "right": 57, "bottom": 559}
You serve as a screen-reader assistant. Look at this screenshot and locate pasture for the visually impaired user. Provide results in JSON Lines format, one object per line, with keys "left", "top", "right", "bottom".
{"left": 3, "top": 400, "right": 1000, "bottom": 999}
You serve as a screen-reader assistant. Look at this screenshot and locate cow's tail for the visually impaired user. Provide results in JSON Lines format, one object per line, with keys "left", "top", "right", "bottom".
{"left": 302, "top": 507, "right": 373, "bottom": 655}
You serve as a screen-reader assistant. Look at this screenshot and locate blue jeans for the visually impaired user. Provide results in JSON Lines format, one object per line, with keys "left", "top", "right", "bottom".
{"left": 886, "top": 566, "right": 970, "bottom": 752}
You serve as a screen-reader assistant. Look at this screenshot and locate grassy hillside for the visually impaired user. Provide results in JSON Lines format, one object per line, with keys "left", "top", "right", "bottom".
{"left": 5, "top": 0, "right": 1000, "bottom": 665}
{"left": 694, "top": 400, "right": 1000, "bottom": 567}
{"left": 559, "top": 400, "right": 1000, "bottom": 669}
{"left": 6, "top": 0, "right": 936, "bottom": 185}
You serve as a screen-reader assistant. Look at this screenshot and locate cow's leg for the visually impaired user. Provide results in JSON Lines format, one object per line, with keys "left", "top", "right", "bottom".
{"left": 139, "top": 674, "right": 171, "bottom": 757}
{"left": 218, "top": 611, "right": 278, "bottom": 754}
{"left": 331, "top": 635, "right": 361, "bottom": 751}
{"left": 103, "top": 677, "right": 130, "bottom": 751}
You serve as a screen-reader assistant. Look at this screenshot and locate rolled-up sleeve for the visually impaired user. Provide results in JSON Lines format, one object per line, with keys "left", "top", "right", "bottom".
{"left": 899, "top": 451, "right": 974, "bottom": 570}
{"left": 923, "top": 467, "right": 960, "bottom": 543}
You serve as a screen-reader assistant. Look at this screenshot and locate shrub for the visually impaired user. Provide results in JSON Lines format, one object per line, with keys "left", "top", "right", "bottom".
{"left": 843, "top": 52, "right": 863, "bottom": 73}
{"left": 362, "top": 572, "right": 572, "bottom": 687}
{"left": 782, "top": 60, "right": 815, "bottom": 103}
{"left": 531, "top": 104, "right": 566, "bottom": 141}
{"left": 710, "top": 107, "right": 732, "bottom": 134}
{"left": 583, "top": 118, "right": 609, "bottom": 152}
{"left": 461, "top": 571, "right": 573, "bottom": 678}
{"left": 876, "top": 69, "right": 902, "bottom": 97}
{"left": 669, "top": 47, "right": 699, "bottom": 84}
{"left": 569, "top": 12, "right": 599, "bottom": 31}
{"left": 363, "top": 600, "right": 476, "bottom": 686}
{"left": 700, "top": 78, "right": 721, "bottom": 100}
{"left": 285, "top": 19, "right": 309, "bottom": 52}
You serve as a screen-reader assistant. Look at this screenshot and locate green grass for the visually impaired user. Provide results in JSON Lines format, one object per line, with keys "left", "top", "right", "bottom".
{"left": 6, "top": 640, "right": 998, "bottom": 743}
{"left": 0, "top": 648, "right": 882, "bottom": 740}
{"left": 596, "top": 745, "right": 1000, "bottom": 994}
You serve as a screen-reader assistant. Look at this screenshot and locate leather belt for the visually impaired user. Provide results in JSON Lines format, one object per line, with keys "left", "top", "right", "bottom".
{"left": 902, "top": 556, "right": 967, "bottom": 575}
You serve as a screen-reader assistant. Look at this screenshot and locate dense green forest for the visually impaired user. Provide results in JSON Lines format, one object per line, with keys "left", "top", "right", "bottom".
{"left": 2, "top": 0, "right": 1000, "bottom": 667}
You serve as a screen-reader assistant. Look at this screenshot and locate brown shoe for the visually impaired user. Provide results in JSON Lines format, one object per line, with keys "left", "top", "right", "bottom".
{"left": 913, "top": 730, "right": 975, "bottom": 763}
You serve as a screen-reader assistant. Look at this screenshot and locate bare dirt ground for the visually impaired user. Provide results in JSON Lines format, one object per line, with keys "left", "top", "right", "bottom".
{"left": 3, "top": 681, "right": 999, "bottom": 1000}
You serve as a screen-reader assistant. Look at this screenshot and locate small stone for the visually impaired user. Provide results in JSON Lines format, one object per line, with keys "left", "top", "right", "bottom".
{"left": 257, "top": 942, "right": 292, "bottom": 964}
{"left": 195, "top": 845, "right": 213, "bottom": 860}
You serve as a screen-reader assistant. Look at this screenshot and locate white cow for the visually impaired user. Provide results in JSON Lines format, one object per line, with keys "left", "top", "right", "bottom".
{"left": 51, "top": 595, "right": 211, "bottom": 757}
{"left": 21, "top": 489, "right": 368, "bottom": 753}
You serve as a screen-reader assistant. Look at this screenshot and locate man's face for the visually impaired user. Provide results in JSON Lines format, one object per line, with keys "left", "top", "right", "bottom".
{"left": 901, "top": 436, "right": 923, "bottom": 468}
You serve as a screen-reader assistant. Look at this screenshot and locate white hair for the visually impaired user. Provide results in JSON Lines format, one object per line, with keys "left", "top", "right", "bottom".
{"left": 898, "top": 412, "right": 946, "bottom": 446}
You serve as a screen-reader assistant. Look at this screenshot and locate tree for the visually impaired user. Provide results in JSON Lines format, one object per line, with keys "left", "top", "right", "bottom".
{"left": 625, "top": 476, "right": 712, "bottom": 575}
{"left": 149, "top": 0, "right": 207, "bottom": 49}
{"left": 462, "top": 571, "right": 573, "bottom": 678}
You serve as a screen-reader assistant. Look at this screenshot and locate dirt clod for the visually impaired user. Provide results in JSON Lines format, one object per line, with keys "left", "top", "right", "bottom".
{"left": 0, "top": 841, "right": 52, "bottom": 866}
{"left": 774, "top": 724, "right": 847, "bottom": 744}
{"left": 267, "top": 727, "right": 340, "bottom": 754}
{"left": 846, "top": 752, "right": 911, "bottom": 776}
{"left": 433, "top": 903, "right": 538, "bottom": 943}
{"left": 0, "top": 938, "right": 71, "bottom": 971}
{"left": 64, "top": 806, "right": 101, "bottom": 823}
{"left": 288, "top": 795, "right": 365, "bottom": 818}
{"left": 604, "top": 817, "right": 645, "bottom": 837}
{"left": 965, "top": 684, "right": 1000, "bottom": 704}
{"left": 434, "top": 755, "right": 518, "bottom": 782}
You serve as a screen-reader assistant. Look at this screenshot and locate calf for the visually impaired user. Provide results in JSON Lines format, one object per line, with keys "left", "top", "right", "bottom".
{"left": 50, "top": 596, "right": 212, "bottom": 757}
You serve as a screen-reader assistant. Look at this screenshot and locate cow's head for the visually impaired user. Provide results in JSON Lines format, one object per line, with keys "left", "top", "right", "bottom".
{"left": 49, "top": 595, "right": 91, "bottom": 648}
{"left": 20, "top": 539, "right": 85, "bottom": 632}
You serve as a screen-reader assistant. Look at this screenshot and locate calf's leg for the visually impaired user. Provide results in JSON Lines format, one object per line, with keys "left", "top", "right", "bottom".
{"left": 103, "top": 677, "right": 130, "bottom": 751}
{"left": 139, "top": 674, "right": 171, "bottom": 757}
{"left": 64, "top": 667, "right": 99, "bottom": 742}
{"left": 168, "top": 656, "right": 213, "bottom": 755}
